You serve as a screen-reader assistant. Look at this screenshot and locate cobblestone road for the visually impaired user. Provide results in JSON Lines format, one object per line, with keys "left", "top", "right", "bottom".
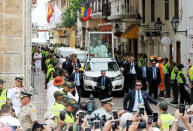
{"left": 31, "top": 72, "right": 186, "bottom": 128}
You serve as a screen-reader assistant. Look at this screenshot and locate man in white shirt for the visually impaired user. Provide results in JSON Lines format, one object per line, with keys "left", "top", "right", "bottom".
{"left": 128, "top": 57, "right": 138, "bottom": 90}
{"left": 7, "top": 75, "right": 25, "bottom": 116}
{"left": 0, "top": 104, "right": 21, "bottom": 127}
{"left": 123, "top": 80, "right": 158, "bottom": 115}
{"left": 46, "top": 76, "right": 64, "bottom": 111}
{"left": 34, "top": 50, "right": 42, "bottom": 75}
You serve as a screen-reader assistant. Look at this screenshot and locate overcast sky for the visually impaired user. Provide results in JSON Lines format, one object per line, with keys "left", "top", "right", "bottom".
{"left": 32, "top": 0, "right": 48, "bottom": 25}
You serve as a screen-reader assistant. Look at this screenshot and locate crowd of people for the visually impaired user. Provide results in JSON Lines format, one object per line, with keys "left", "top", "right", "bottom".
{"left": 1, "top": 45, "right": 193, "bottom": 131}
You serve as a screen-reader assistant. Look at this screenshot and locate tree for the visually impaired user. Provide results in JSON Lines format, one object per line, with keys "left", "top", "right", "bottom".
{"left": 62, "top": 0, "right": 79, "bottom": 28}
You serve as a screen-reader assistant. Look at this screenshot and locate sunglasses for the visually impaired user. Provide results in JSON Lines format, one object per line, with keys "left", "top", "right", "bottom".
{"left": 136, "top": 84, "right": 142, "bottom": 87}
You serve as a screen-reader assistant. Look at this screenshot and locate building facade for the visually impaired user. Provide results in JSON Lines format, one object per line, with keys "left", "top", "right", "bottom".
{"left": 0, "top": 0, "right": 32, "bottom": 89}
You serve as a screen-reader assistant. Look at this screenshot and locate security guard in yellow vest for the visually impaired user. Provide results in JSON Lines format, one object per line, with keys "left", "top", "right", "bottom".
{"left": 170, "top": 62, "right": 178, "bottom": 104}
{"left": 189, "top": 65, "right": 193, "bottom": 104}
{"left": 159, "top": 101, "right": 175, "bottom": 130}
{"left": 163, "top": 58, "right": 171, "bottom": 98}
{"left": 177, "top": 64, "right": 187, "bottom": 104}
{"left": 59, "top": 98, "right": 77, "bottom": 130}
{"left": 49, "top": 91, "right": 66, "bottom": 124}
{"left": 0, "top": 78, "right": 6, "bottom": 109}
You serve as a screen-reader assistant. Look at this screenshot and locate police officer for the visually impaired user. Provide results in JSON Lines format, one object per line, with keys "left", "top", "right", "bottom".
{"left": 0, "top": 78, "right": 6, "bottom": 108}
{"left": 177, "top": 64, "right": 187, "bottom": 104}
{"left": 189, "top": 65, "right": 193, "bottom": 104}
{"left": 170, "top": 62, "right": 178, "bottom": 104}
{"left": 18, "top": 91, "right": 38, "bottom": 130}
{"left": 58, "top": 98, "right": 77, "bottom": 130}
{"left": 163, "top": 58, "right": 171, "bottom": 98}
{"left": 91, "top": 97, "right": 113, "bottom": 122}
{"left": 49, "top": 91, "right": 66, "bottom": 123}
{"left": 7, "top": 75, "right": 25, "bottom": 116}
{"left": 158, "top": 101, "right": 175, "bottom": 130}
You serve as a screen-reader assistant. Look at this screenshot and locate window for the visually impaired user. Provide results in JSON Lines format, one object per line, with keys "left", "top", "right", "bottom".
{"left": 151, "top": 0, "right": 155, "bottom": 22}
{"left": 142, "top": 0, "right": 145, "bottom": 23}
{"left": 165, "top": 0, "right": 169, "bottom": 20}
{"left": 174, "top": 0, "right": 179, "bottom": 18}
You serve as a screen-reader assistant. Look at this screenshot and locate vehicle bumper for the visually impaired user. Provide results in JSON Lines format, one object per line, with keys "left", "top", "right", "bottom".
{"left": 84, "top": 79, "right": 124, "bottom": 92}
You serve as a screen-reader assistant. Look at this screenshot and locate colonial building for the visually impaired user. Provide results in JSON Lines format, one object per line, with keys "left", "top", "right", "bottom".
{"left": 0, "top": 0, "right": 32, "bottom": 89}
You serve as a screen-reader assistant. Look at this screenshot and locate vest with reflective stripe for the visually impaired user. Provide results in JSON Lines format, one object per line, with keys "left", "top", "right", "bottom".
{"left": 164, "top": 63, "right": 169, "bottom": 74}
{"left": 0, "top": 89, "right": 6, "bottom": 108}
{"left": 160, "top": 113, "right": 175, "bottom": 130}
{"left": 171, "top": 67, "right": 178, "bottom": 80}
{"left": 177, "top": 70, "right": 185, "bottom": 84}
{"left": 65, "top": 112, "right": 75, "bottom": 125}
{"left": 189, "top": 66, "right": 193, "bottom": 82}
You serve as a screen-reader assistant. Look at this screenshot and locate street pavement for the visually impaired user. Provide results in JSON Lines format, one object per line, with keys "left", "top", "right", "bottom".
{"left": 31, "top": 72, "right": 186, "bottom": 128}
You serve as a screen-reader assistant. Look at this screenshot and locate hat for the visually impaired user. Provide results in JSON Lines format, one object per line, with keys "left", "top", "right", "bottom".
{"left": 20, "top": 91, "right": 32, "bottom": 99}
{"left": 62, "top": 95, "right": 69, "bottom": 102}
{"left": 158, "top": 101, "right": 168, "bottom": 110}
{"left": 54, "top": 91, "right": 64, "bottom": 99}
{"left": 0, "top": 78, "right": 5, "bottom": 84}
{"left": 100, "top": 97, "right": 114, "bottom": 106}
{"left": 157, "top": 57, "right": 162, "bottom": 62}
{"left": 63, "top": 81, "right": 75, "bottom": 89}
{"left": 120, "top": 112, "right": 134, "bottom": 129}
{"left": 44, "top": 111, "right": 55, "bottom": 120}
{"left": 187, "top": 104, "right": 193, "bottom": 113}
{"left": 53, "top": 76, "right": 65, "bottom": 86}
{"left": 15, "top": 75, "right": 23, "bottom": 82}
{"left": 66, "top": 98, "right": 77, "bottom": 108}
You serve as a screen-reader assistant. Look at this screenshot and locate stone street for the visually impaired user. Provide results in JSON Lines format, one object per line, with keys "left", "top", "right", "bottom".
{"left": 31, "top": 72, "right": 185, "bottom": 128}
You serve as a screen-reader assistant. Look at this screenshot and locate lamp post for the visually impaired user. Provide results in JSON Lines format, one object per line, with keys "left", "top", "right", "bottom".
{"left": 171, "top": 16, "right": 187, "bottom": 37}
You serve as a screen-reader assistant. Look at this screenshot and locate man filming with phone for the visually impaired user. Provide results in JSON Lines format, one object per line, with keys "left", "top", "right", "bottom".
{"left": 123, "top": 80, "right": 158, "bottom": 115}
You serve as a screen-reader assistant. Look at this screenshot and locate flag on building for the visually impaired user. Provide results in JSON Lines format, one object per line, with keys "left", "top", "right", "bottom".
{"left": 81, "top": 7, "right": 91, "bottom": 21}
{"left": 47, "top": 2, "right": 54, "bottom": 23}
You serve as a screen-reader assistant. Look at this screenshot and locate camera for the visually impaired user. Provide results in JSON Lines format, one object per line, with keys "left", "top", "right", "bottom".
{"left": 153, "top": 113, "right": 158, "bottom": 122}
{"left": 112, "top": 110, "right": 118, "bottom": 120}
{"left": 189, "top": 115, "right": 193, "bottom": 123}
{"left": 60, "top": 111, "right": 66, "bottom": 121}
{"left": 87, "top": 94, "right": 96, "bottom": 114}
{"left": 179, "top": 104, "right": 185, "bottom": 115}
{"left": 93, "top": 120, "right": 102, "bottom": 129}
{"left": 138, "top": 122, "right": 146, "bottom": 129}
{"left": 139, "top": 106, "right": 145, "bottom": 118}
{"left": 126, "top": 120, "right": 133, "bottom": 131}
{"left": 79, "top": 111, "right": 85, "bottom": 124}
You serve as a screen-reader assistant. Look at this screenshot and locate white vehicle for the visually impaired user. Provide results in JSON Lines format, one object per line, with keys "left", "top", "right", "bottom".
{"left": 83, "top": 58, "right": 124, "bottom": 95}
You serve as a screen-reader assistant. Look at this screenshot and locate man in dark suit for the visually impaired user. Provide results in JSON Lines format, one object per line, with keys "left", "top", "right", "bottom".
{"left": 69, "top": 58, "right": 81, "bottom": 75}
{"left": 123, "top": 80, "right": 158, "bottom": 115}
{"left": 70, "top": 66, "right": 83, "bottom": 101}
{"left": 97, "top": 70, "right": 112, "bottom": 100}
{"left": 148, "top": 60, "right": 161, "bottom": 99}
{"left": 125, "top": 57, "right": 138, "bottom": 90}
{"left": 137, "top": 60, "right": 149, "bottom": 91}
{"left": 62, "top": 56, "right": 73, "bottom": 75}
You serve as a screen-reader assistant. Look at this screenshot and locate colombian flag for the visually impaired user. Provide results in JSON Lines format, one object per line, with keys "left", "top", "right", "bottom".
{"left": 81, "top": 7, "right": 91, "bottom": 21}
{"left": 47, "top": 2, "right": 54, "bottom": 23}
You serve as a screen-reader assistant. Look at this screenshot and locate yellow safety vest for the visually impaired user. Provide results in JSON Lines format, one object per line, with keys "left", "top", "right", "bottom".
{"left": 177, "top": 70, "right": 185, "bottom": 84}
{"left": 49, "top": 102, "right": 65, "bottom": 124}
{"left": 171, "top": 67, "right": 178, "bottom": 80}
{"left": 138, "top": 58, "right": 143, "bottom": 67}
{"left": 46, "top": 66, "right": 55, "bottom": 81}
{"left": 65, "top": 112, "right": 75, "bottom": 125}
{"left": 189, "top": 66, "right": 193, "bottom": 82}
{"left": 160, "top": 113, "right": 175, "bottom": 131}
{"left": 164, "top": 63, "right": 169, "bottom": 75}
{"left": 0, "top": 89, "right": 6, "bottom": 108}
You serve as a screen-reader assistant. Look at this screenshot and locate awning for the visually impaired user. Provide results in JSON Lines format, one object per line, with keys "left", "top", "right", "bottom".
{"left": 121, "top": 24, "right": 138, "bottom": 39}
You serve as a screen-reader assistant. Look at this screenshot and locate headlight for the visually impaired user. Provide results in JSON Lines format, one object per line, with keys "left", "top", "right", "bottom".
{"left": 114, "top": 75, "right": 123, "bottom": 81}
{"left": 84, "top": 76, "right": 93, "bottom": 80}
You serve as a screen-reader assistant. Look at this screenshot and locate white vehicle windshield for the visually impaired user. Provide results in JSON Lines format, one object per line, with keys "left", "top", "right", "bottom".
{"left": 85, "top": 61, "right": 119, "bottom": 71}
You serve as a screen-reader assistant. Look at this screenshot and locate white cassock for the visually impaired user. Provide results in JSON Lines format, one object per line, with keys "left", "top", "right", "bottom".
{"left": 99, "top": 45, "right": 108, "bottom": 57}
{"left": 46, "top": 85, "right": 63, "bottom": 111}
{"left": 34, "top": 53, "right": 42, "bottom": 74}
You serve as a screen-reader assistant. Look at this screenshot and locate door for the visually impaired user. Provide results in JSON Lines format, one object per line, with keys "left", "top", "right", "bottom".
{"left": 176, "top": 41, "right": 181, "bottom": 64}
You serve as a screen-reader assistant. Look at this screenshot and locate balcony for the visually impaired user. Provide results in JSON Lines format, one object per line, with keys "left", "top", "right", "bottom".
{"left": 107, "top": 0, "right": 138, "bottom": 21}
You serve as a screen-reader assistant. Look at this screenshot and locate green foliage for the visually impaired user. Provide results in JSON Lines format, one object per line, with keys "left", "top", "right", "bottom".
{"left": 62, "top": 0, "right": 79, "bottom": 28}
